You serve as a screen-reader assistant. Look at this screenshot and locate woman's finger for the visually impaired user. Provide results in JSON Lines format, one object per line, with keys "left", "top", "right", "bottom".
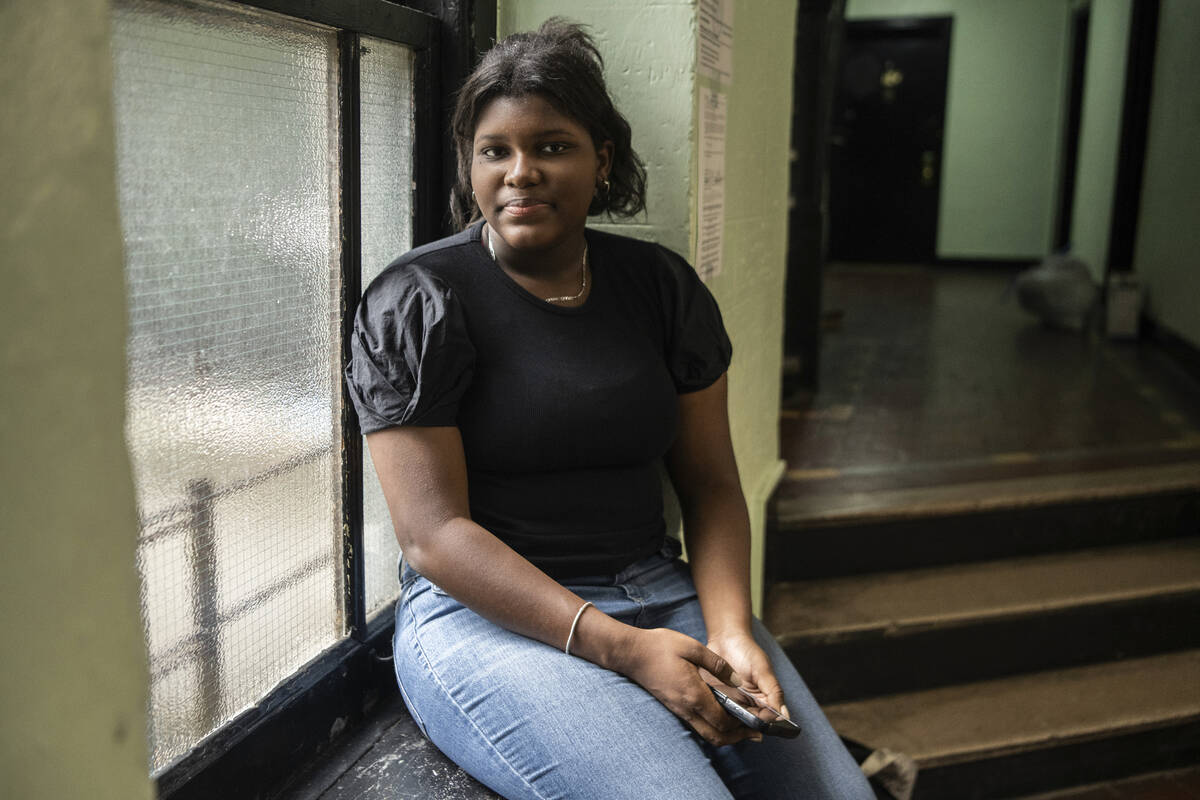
{"left": 685, "top": 702, "right": 761, "bottom": 747}
{"left": 683, "top": 639, "right": 742, "bottom": 688}
{"left": 729, "top": 687, "right": 780, "bottom": 724}
{"left": 755, "top": 673, "right": 786, "bottom": 719}
{"left": 697, "top": 688, "right": 748, "bottom": 737}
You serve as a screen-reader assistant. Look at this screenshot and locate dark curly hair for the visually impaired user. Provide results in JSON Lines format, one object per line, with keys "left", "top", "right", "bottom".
{"left": 449, "top": 18, "right": 648, "bottom": 230}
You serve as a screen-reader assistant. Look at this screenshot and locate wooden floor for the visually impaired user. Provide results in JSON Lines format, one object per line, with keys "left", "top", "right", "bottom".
{"left": 781, "top": 263, "right": 1200, "bottom": 504}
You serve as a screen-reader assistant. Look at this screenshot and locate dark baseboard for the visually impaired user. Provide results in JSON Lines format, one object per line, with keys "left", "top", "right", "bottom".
{"left": 1143, "top": 314, "right": 1200, "bottom": 386}
{"left": 934, "top": 257, "right": 1039, "bottom": 270}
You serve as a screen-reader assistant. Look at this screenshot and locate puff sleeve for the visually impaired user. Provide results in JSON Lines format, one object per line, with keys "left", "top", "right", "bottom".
{"left": 344, "top": 266, "right": 475, "bottom": 433}
{"left": 655, "top": 246, "right": 733, "bottom": 392}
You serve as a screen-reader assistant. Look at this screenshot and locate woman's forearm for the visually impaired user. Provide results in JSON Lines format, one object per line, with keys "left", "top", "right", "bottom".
{"left": 665, "top": 376, "right": 756, "bottom": 641}
{"left": 403, "top": 516, "right": 636, "bottom": 671}
{"left": 368, "top": 426, "right": 636, "bottom": 672}
{"left": 681, "top": 483, "right": 755, "bottom": 639}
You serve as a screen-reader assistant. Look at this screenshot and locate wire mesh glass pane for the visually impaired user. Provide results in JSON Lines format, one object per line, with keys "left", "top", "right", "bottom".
{"left": 111, "top": 0, "right": 343, "bottom": 773}
{"left": 359, "top": 36, "right": 415, "bottom": 616}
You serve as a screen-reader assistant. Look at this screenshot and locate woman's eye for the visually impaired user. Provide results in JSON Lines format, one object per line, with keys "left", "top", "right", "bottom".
{"left": 541, "top": 143, "right": 569, "bottom": 154}
{"left": 480, "top": 146, "right": 506, "bottom": 158}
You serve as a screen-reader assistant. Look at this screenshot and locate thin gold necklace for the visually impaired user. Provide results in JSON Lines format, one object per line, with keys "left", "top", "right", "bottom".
{"left": 486, "top": 226, "right": 588, "bottom": 304}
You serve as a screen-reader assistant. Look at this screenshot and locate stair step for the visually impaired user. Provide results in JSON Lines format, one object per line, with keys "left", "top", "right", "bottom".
{"left": 775, "top": 462, "right": 1200, "bottom": 527}
{"left": 824, "top": 650, "right": 1200, "bottom": 799}
{"left": 768, "top": 462, "right": 1200, "bottom": 580}
{"left": 769, "top": 539, "right": 1200, "bottom": 640}
{"left": 768, "top": 539, "right": 1200, "bottom": 702}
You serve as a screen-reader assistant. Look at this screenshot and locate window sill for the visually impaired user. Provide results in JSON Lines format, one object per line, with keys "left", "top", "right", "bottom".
{"left": 279, "top": 692, "right": 501, "bottom": 800}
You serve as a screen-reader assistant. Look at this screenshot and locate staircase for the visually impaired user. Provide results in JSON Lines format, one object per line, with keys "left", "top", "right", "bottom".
{"left": 764, "top": 460, "right": 1200, "bottom": 799}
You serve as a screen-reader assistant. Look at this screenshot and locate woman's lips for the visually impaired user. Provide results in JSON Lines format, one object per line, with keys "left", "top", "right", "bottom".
{"left": 502, "top": 199, "right": 550, "bottom": 217}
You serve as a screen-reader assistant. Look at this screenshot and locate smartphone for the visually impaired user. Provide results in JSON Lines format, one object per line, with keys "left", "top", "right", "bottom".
{"left": 710, "top": 686, "right": 802, "bottom": 739}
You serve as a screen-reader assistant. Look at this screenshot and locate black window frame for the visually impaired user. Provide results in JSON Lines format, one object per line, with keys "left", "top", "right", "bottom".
{"left": 138, "top": 1, "right": 493, "bottom": 797}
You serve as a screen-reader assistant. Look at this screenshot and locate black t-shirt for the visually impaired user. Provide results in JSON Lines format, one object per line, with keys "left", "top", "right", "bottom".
{"left": 345, "top": 221, "right": 732, "bottom": 578}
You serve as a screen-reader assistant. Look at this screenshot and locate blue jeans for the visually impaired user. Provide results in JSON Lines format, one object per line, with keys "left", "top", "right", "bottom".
{"left": 393, "top": 541, "right": 874, "bottom": 800}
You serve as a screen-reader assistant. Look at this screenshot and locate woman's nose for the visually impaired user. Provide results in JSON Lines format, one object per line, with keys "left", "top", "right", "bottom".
{"left": 505, "top": 151, "right": 540, "bottom": 187}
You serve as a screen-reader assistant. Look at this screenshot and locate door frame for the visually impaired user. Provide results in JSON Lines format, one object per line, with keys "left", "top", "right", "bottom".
{"left": 1106, "top": 0, "right": 1160, "bottom": 277}
{"left": 1054, "top": 3, "right": 1091, "bottom": 251}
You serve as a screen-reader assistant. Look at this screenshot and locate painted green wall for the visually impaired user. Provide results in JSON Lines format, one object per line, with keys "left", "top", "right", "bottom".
{"left": 847, "top": 0, "right": 1070, "bottom": 259}
{"left": 0, "top": 2, "right": 154, "bottom": 798}
{"left": 1133, "top": 0, "right": 1200, "bottom": 348}
{"left": 498, "top": 1, "right": 795, "bottom": 611}
{"left": 1070, "top": 0, "right": 1132, "bottom": 281}
{"left": 703, "top": 0, "right": 794, "bottom": 616}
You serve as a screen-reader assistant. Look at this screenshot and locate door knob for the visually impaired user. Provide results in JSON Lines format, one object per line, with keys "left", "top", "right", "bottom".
{"left": 921, "top": 151, "right": 936, "bottom": 186}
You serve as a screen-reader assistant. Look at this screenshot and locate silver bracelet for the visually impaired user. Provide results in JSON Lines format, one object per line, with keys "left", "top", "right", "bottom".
{"left": 564, "top": 601, "right": 594, "bottom": 656}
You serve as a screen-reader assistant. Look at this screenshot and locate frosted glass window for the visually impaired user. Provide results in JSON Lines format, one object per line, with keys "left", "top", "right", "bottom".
{"left": 359, "top": 36, "right": 416, "bottom": 616}
{"left": 111, "top": 0, "right": 343, "bottom": 773}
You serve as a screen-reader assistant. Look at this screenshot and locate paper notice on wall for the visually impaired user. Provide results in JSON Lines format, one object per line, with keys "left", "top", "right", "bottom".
{"left": 696, "top": 86, "right": 726, "bottom": 283}
{"left": 698, "top": 0, "right": 734, "bottom": 85}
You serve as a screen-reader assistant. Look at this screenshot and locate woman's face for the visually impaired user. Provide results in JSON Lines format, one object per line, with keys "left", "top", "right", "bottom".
{"left": 471, "top": 94, "right": 612, "bottom": 256}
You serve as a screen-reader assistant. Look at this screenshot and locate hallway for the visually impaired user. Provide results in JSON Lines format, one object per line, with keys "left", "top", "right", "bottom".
{"left": 766, "top": 263, "right": 1200, "bottom": 798}
{"left": 780, "top": 263, "right": 1200, "bottom": 498}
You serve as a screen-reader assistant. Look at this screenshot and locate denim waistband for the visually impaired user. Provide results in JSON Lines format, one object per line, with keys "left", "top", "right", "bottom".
{"left": 566, "top": 537, "right": 683, "bottom": 587}
{"left": 399, "top": 536, "right": 683, "bottom": 591}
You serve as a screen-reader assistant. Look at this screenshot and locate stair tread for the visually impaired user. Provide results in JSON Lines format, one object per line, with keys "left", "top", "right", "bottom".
{"left": 766, "top": 539, "right": 1200, "bottom": 640}
{"left": 774, "top": 460, "right": 1200, "bottom": 526}
{"left": 823, "top": 650, "right": 1200, "bottom": 768}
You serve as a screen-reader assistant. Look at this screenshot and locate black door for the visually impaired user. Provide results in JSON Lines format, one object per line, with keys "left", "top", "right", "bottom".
{"left": 829, "top": 17, "right": 951, "bottom": 262}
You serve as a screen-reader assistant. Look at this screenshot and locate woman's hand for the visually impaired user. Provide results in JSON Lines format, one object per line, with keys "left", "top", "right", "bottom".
{"left": 706, "top": 630, "right": 789, "bottom": 722}
{"left": 614, "top": 626, "right": 764, "bottom": 747}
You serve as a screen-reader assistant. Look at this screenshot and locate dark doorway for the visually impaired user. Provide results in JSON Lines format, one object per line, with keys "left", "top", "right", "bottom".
{"left": 829, "top": 17, "right": 951, "bottom": 262}
{"left": 1054, "top": 4, "right": 1091, "bottom": 251}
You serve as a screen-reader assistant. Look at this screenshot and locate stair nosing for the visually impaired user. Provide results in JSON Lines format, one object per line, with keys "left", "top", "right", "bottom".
{"left": 773, "top": 583, "right": 1200, "bottom": 644}
{"left": 918, "top": 708, "right": 1200, "bottom": 769}
{"left": 767, "top": 540, "right": 1200, "bottom": 642}
{"left": 823, "top": 651, "right": 1200, "bottom": 768}
{"left": 773, "top": 461, "right": 1200, "bottom": 527}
